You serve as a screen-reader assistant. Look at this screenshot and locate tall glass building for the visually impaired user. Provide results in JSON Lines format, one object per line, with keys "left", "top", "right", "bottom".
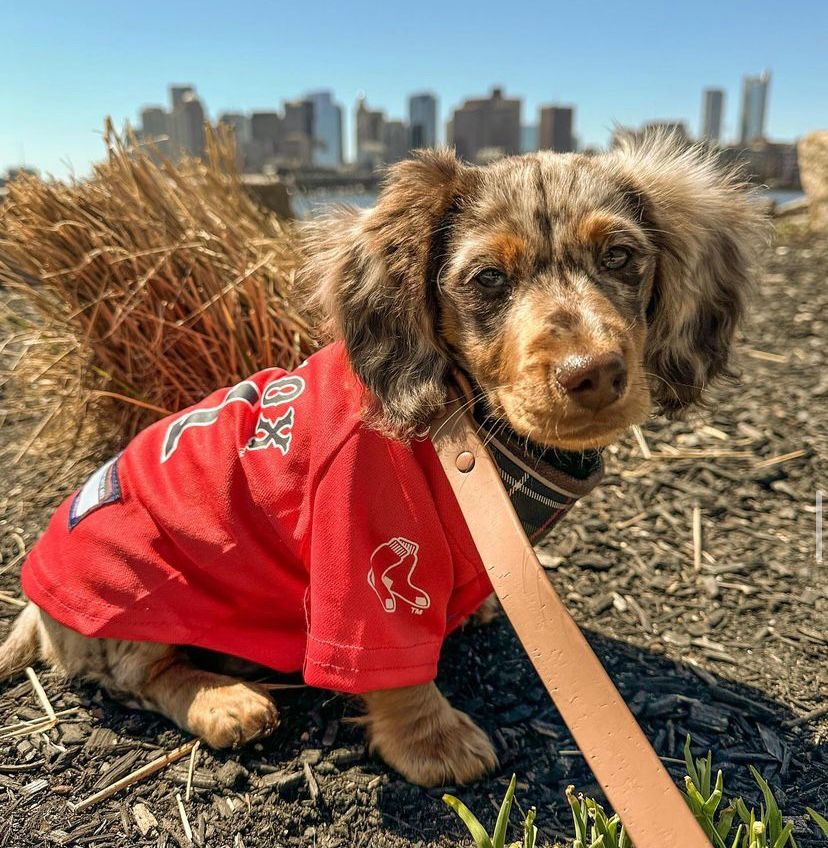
{"left": 739, "top": 72, "right": 771, "bottom": 145}
{"left": 306, "top": 91, "right": 343, "bottom": 169}
{"left": 701, "top": 89, "right": 724, "bottom": 143}
{"left": 409, "top": 93, "right": 438, "bottom": 149}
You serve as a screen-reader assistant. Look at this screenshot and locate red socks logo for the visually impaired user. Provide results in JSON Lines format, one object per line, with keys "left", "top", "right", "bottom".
{"left": 368, "top": 537, "right": 431, "bottom": 613}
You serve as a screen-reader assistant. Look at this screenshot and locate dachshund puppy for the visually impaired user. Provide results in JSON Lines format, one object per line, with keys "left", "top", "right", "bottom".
{"left": 0, "top": 134, "right": 765, "bottom": 787}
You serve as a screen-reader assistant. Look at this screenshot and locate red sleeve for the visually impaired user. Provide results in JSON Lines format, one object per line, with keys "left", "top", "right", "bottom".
{"left": 302, "top": 430, "right": 454, "bottom": 694}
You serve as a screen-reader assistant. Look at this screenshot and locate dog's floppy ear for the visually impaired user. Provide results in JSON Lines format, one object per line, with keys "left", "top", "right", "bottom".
{"left": 611, "top": 134, "right": 768, "bottom": 414}
{"left": 299, "top": 149, "right": 475, "bottom": 436}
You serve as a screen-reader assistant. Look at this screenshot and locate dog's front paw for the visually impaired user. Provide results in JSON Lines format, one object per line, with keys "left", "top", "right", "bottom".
{"left": 372, "top": 705, "right": 497, "bottom": 787}
{"left": 186, "top": 681, "right": 279, "bottom": 749}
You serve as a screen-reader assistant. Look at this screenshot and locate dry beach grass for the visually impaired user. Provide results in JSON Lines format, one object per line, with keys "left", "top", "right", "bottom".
{"left": 0, "top": 122, "right": 313, "bottom": 439}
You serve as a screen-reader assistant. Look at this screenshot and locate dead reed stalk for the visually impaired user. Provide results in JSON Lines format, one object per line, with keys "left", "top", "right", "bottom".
{"left": 0, "top": 120, "right": 314, "bottom": 440}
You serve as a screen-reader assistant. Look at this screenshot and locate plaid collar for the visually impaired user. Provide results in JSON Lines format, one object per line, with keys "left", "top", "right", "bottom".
{"left": 471, "top": 404, "right": 603, "bottom": 544}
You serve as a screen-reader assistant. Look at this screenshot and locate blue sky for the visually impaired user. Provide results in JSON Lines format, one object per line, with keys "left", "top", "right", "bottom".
{"left": 2, "top": 0, "right": 826, "bottom": 176}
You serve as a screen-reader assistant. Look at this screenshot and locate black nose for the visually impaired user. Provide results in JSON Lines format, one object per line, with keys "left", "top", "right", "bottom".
{"left": 555, "top": 352, "right": 628, "bottom": 412}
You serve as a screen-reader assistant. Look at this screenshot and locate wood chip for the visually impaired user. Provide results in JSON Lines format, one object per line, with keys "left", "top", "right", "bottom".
{"left": 83, "top": 727, "right": 118, "bottom": 752}
{"left": 631, "top": 425, "right": 652, "bottom": 459}
{"left": 624, "top": 594, "right": 651, "bottom": 632}
{"left": 176, "top": 792, "right": 193, "bottom": 842}
{"left": 258, "top": 769, "right": 303, "bottom": 793}
{"left": 757, "top": 724, "right": 785, "bottom": 761}
{"left": 132, "top": 802, "right": 158, "bottom": 837}
{"left": 0, "top": 707, "right": 79, "bottom": 740}
{"left": 753, "top": 449, "right": 807, "bottom": 469}
{"left": 781, "top": 702, "right": 828, "bottom": 729}
{"left": 302, "top": 761, "right": 320, "bottom": 804}
{"left": 25, "top": 666, "right": 55, "bottom": 721}
{"left": 21, "top": 777, "right": 49, "bottom": 796}
{"left": 91, "top": 750, "right": 143, "bottom": 791}
{"left": 692, "top": 504, "right": 702, "bottom": 572}
{"left": 699, "top": 425, "right": 729, "bottom": 441}
{"left": 647, "top": 449, "right": 755, "bottom": 461}
{"left": 69, "top": 739, "right": 198, "bottom": 812}
{"left": 0, "top": 590, "right": 27, "bottom": 608}
{"left": 743, "top": 347, "right": 789, "bottom": 363}
{"left": 184, "top": 739, "right": 200, "bottom": 802}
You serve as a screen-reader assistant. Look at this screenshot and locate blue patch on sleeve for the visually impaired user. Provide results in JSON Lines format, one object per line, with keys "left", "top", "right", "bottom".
{"left": 68, "top": 455, "right": 122, "bottom": 530}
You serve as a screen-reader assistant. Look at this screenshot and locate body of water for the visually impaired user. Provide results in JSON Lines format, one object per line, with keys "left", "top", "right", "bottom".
{"left": 290, "top": 189, "right": 377, "bottom": 218}
{"left": 765, "top": 188, "right": 805, "bottom": 205}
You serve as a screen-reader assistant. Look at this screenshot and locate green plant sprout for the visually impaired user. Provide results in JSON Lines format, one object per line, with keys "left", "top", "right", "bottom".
{"left": 443, "top": 737, "right": 828, "bottom": 847}
{"left": 443, "top": 774, "right": 537, "bottom": 848}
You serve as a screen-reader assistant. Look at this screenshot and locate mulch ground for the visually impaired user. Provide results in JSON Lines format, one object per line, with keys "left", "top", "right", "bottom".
{"left": 0, "top": 217, "right": 825, "bottom": 847}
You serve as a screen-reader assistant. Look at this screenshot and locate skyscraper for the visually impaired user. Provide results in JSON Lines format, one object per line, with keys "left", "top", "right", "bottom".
{"left": 538, "top": 106, "right": 575, "bottom": 152}
{"left": 282, "top": 99, "right": 315, "bottom": 166}
{"left": 217, "top": 112, "right": 250, "bottom": 144}
{"left": 306, "top": 91, "right": 343, "bottom": 168}
{"left": 139, "top": 106, "right": 171, "bottom": 158}
{"left": 355, "top": 96, "right": 385, "bottom": 168}
{"left": 249, "top": 112, "right": 282, "bottom": 171}
{"left": 409, "top": 93, "right": 437, "bottom": 149}
{"left": 217, "top": 112, "right": 250, "bottom": 171}
{"left": 701, "top": 89, "right": 725, "bottom": 143}
{"left": 383, "top": 120, "right": 409, "bottom": 163}
{"left": 740, "top": 71, "right": 771, "bottom": 145}
{"left": 140, "top": 107, "right": 169, "bottom": 140}
{"left": 450, "top": 88, "right": 521, "bottom": 163}
{"left": 170, "top": 85, "right": 195, "bottom": 111}
{"left": 174, "top": 91, "right": 205, "bottom": 159}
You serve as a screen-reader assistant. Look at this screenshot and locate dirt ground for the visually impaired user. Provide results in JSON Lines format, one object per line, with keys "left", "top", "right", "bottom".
{"left": 0, "top": 219, "right": 825, "bottom": 847}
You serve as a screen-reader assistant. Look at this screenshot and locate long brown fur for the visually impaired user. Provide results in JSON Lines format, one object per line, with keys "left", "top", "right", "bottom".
{"left": 1, "top": 134, "right": 766, "bottom": 787}
{"left": 298, "top": 134, "right": 767, "bottom": 443}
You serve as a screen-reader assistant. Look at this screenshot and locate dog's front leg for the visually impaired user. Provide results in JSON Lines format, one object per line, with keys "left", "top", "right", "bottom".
{"left": 362, "top": 683, "right": 497, "bottom": 786}
{"left": 141, "top": 657, "right": 280, "bottom": 750}
{"left": 35, "top": 610, "right": 279, "bottom": 750}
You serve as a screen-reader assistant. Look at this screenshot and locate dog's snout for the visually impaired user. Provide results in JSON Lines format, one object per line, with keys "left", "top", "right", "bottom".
{"left": 555, "top": 352, "right": 627, "bottom": 412}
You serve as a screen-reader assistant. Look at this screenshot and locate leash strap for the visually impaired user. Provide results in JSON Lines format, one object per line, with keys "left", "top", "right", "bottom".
{"left": 430, "top": 399, "right": 710, "bottom": 848}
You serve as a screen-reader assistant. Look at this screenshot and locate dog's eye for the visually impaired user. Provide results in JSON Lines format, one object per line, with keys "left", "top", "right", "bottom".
{"left": 601, "top": 246, "right": 631, "bottom": 270}
{"left": 474, "top": 268, "right": 509, "bottom": 290}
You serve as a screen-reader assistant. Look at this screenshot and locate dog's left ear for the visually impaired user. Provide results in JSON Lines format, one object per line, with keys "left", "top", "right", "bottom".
{"left": 299, "top": 149, "right": 477, "bottom": 437}
{"left": 611, "top": 134, "right": 769, "bottom": 414}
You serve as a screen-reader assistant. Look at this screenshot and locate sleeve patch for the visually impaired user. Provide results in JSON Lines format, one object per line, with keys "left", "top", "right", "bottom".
{"left": 68, "top": 455, "right": 122, "bottom": 530}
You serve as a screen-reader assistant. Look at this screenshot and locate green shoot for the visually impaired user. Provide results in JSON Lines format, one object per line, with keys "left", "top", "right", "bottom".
{"left": 442, "top": 736, "right": 828, "bottom": 847}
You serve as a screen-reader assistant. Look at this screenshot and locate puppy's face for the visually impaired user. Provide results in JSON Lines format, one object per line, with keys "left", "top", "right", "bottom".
{"left": 435, "top": 156, "right": 655, "bottom": 448}
{"left": 301, "top": 138, "right": 766, "bottom": 445}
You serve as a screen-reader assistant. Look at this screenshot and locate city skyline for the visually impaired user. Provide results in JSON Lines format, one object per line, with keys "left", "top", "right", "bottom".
{"left": 2, "top": 0, "right": 826, "bottom": 176}
{"left": 128, "top": 74, "right": 780, "bottom": 178}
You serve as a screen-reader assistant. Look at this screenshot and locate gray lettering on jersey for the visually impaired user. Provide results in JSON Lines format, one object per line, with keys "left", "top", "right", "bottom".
{"left": 244, "top": 408, "right": 295, "bottom": 455}
{"left": 161, "top": 380, "right": 260, "bottom": 463}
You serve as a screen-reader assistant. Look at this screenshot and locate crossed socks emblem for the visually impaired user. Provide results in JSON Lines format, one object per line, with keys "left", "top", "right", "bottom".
{"left": 368, "top": 537, "right": 431, "bottom": 613}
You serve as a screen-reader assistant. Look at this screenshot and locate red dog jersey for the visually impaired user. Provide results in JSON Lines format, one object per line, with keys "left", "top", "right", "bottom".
{"left": 22, "top": 343, "right": 492, "bottom": 694}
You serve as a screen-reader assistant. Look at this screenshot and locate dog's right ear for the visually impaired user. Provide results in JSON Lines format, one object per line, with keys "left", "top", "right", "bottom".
{"left": 298, "top": 149, "right": 476, "bottom": 437}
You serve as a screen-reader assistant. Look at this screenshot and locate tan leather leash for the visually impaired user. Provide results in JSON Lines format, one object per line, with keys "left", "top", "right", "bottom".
{"left": 430, "top": 395, "right": 710, "bottom": 848}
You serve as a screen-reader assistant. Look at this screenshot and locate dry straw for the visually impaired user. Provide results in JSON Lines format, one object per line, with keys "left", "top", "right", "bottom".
{"left": 0, "top": 120, "right": 314, "bottom": 439}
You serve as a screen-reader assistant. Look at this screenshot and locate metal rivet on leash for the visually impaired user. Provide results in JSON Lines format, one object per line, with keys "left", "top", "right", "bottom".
{"left": 455, "top": 451, "right": 475, "bottom": 472}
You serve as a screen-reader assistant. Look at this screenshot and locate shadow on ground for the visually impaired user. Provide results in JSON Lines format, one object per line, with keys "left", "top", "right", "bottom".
{"left": 1, "top": 614, "right": 825, "bottom": 848}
